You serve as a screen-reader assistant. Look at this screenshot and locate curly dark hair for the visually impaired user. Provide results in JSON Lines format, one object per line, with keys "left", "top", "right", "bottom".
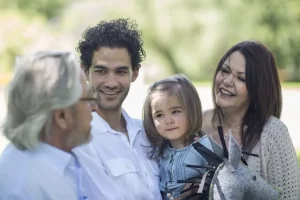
{"left": 76, "top": 18, "right": 146, "bottom": 71}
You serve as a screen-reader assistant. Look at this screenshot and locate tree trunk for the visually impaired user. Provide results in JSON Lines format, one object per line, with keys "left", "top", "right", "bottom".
{"left": 152, "top": 40, "right": 182, "bottom": 74}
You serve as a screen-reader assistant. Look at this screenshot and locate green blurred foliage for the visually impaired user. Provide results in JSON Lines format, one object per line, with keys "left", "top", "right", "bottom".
{"left": 0, "top": 10, "right": 49, "bottom": 72}
{"left": 0, "top": 0, "right": 71, "bottom": 19}
{"left": 98, "top": 0, "right": 300, "bottom": 81}
{"left": 0, "top": 0, "right": 300, "bottom": 81}
{"left": 0, "top": 0, "right": 70, "bottom": 72}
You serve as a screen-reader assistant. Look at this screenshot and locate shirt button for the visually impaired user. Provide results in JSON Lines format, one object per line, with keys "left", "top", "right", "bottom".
{"left": 144, "top": 172, "right": 148, "bottom": 176}
{"left": 126, "top": 165, "right": 130, "bottom": 169}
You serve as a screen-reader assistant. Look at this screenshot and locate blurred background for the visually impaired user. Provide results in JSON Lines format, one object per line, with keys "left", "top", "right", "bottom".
{"left": 0, "top": 0, "right": 299, "bottom": 162}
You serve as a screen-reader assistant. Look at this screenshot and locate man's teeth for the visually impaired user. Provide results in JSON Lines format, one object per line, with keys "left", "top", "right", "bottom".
{"left": 220, "top": 89, "right": 234, "bottom": 96}
{"left": 102, "top": 91, "right": 119, "bottom": 95}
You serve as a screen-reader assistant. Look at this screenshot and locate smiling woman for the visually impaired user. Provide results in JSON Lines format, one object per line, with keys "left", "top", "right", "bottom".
{"left": 202, "top": 41, "right": 300, "bottom": 199}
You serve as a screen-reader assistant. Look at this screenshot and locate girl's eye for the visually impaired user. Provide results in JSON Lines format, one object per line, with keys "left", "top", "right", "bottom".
{"left": 172, "top": 110, "right": 181, "bottom": 114}
{"left": 155, "top": 114, "right": 163, "bottom": 118}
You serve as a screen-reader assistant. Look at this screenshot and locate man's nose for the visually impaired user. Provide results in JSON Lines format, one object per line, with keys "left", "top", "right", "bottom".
{"left": 104, "top": 73, "right": 118, "bottom": 88}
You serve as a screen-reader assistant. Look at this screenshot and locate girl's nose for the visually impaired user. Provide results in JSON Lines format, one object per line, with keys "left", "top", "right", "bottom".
{"left": 165, "top": 117, "right": 174, "bottom": 124}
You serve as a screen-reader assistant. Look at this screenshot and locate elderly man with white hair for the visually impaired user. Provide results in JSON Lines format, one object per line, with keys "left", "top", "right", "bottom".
{"left": 0, "top": 51, "right": 95, "bottom": 200}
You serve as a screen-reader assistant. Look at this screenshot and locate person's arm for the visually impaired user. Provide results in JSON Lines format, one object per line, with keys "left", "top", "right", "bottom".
{"left": 266, "top": 119, "right": 300, "bottom": 199}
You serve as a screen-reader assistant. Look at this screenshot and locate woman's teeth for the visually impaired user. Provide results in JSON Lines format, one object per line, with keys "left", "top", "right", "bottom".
{"left": 220, "top": 88, "right": 235, "bottom": 96}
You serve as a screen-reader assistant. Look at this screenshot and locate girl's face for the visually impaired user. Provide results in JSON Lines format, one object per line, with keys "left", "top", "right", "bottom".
{"left": 150, "top": 92, "right": 189, "bottom": 149}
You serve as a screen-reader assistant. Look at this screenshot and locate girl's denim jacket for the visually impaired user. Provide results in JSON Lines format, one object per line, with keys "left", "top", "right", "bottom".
{"left": 159, "top": 135, "right": 212, "bottom": 199}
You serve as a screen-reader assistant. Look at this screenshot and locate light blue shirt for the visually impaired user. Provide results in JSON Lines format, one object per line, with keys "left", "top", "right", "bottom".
{"left": 0, "top": 143, "right": 87, "bottom": 200}
{"left": 159, "top": 135, "right": 213, "bottom": 199}
{"left": 74, "top": 110, "right": 162, "bottom": 200}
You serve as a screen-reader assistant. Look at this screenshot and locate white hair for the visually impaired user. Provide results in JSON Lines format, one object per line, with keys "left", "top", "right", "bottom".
{"left": 2, "top": 51, "right": 82, "bottom": 150}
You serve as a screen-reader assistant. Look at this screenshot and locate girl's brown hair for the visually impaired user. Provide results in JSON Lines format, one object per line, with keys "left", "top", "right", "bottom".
{"left": 142, "top": 74, "right": 203, "bottom": 159}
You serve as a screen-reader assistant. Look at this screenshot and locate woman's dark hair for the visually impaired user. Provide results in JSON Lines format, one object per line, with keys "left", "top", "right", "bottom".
{"left": 212, "top": 41, "right": 282, "bottom": 152}
{"left": 76, "top": 18, "right": 145, "bottom": 72}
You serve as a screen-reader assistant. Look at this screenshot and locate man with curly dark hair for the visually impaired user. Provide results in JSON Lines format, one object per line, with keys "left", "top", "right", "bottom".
{"left": 74, "top": 19, "right": 162, "bottom": 200}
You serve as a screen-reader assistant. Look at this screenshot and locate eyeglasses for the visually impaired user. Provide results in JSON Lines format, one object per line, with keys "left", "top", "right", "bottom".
{"left": 80, "top": 87, "right": 97, "bottom": 103}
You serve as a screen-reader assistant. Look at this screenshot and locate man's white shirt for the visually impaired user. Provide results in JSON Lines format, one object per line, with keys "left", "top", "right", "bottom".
{"left": 74, "top": 110, "right": 162, "bottom": 200}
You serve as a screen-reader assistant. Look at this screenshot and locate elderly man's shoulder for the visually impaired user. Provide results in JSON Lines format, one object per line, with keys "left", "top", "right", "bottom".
{"left": 0, "top": 145, "right": 28, "bottom": 190}
{"left": 0, "top": 144, "right": 32, "bottom": 174}
{"left": 0, "top": 144, "right": 74, "bottom": 199}
{"left": 0, "top": 145, "right": 77, "bottom": 199}
{"left": 0, "top": 144, "right": 75, "bottom": 186}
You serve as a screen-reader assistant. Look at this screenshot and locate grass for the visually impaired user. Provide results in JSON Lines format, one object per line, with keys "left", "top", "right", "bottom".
{"left": 281, "top": 82, "right": 300, "bottom": 89}
{"left": 297, "top": 150, "right": 300, "bottom": 166}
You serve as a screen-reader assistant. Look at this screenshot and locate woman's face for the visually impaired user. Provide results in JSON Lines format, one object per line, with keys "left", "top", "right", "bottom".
{"left": 214, "top": 51, "right": 250, "bottom": 114}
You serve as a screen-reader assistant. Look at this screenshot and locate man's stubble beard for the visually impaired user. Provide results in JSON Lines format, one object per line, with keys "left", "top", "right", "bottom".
{"left": 95, "top": 87, "right": 130, "bottom": 111}
{"left": 66, "top": 128, "right": 92, "bottom": 149}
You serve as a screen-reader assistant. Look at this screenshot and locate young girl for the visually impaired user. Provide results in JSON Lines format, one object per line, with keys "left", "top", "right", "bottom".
{"left": 142, "top": 74, "right": 212, "bottom": 200}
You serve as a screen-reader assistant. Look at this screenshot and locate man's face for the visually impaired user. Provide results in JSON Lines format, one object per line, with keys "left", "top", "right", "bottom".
{"left": 88, "top": 47, "right": 139, "bottom": 111}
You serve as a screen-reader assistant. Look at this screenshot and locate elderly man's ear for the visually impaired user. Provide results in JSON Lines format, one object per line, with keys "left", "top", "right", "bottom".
{"left": 52, "top": 109, "right": 71, "bottom": 131}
